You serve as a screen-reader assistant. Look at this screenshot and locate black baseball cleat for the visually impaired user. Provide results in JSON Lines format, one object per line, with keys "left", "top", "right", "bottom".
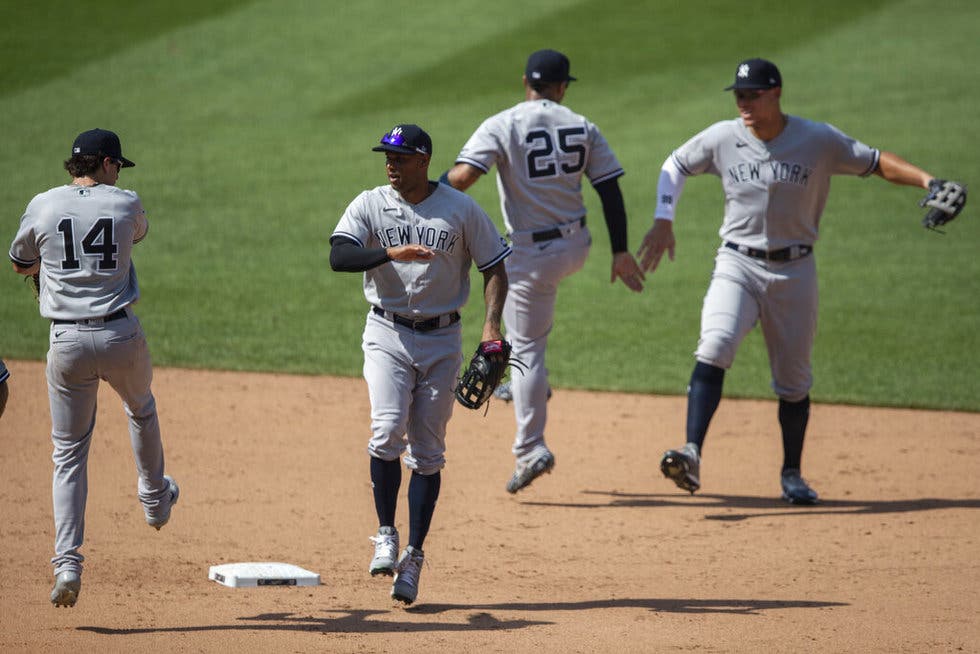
{"left": 660, "top": 443, "right": 701, "bottom": 494}
{"left": 780, "top": 468, "right": 819, "bottom": 505}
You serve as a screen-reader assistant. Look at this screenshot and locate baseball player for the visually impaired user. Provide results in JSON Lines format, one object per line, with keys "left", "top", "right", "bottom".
{"left": 442, "top": 49, "right": 645, "bottom": 494}
{"left": 0, "top": 359, "right": 9, "bottom": 419}
{"left": 9, "top": 128, "right": 179, "bottom": 607}
{"left": 330, "top": 123, "right": 510, "bottom": 604}
{"left": 638, "top": 58, "right": 959, "bottom": 504}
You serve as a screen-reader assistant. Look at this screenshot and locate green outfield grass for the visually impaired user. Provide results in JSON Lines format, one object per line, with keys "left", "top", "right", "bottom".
{"left": 2, "top": 0, "right": 977, "bottom": 410}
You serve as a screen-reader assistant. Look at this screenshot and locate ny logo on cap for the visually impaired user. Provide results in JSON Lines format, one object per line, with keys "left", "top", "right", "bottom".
{"left": 737, "top": 64, "right": 750, "bottom": 78}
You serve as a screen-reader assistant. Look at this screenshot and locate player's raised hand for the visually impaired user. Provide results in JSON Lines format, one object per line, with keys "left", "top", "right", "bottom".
{"left": 637, "top": 218, "right": 676, "bottom": 272}
{"left": 611, "top": 251, "right": 645, "bottom": 292}
{"left": 387, "top": 244, "right": 435, "bottom": 261}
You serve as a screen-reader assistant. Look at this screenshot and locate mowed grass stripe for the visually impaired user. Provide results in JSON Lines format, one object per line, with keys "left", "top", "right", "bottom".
{"left": 1, "top": 0, "right": 977, "bottom": 409}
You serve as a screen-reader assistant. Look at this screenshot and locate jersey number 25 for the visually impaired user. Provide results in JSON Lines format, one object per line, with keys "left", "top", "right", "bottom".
{"left": 525, "top": 127, "right": 586, "bottom": 179}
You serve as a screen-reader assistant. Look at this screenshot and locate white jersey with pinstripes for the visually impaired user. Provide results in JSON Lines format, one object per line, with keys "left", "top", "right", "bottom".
{"left": 332, "top": 182, "right": 510, "bottom": 318}
{"left": 671, "top": 115, "right": 880, "bottom": 250}
{"left": 9, "top": 184, "right": 146, "bottom": 320}
{"left": 455, "top": 99, "right": 623, "bottom": 233}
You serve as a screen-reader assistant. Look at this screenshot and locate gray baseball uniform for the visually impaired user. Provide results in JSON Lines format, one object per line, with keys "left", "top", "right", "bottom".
{"left": 455, "top": 98, "right": 623, "bottom": 462}
{"left": 9, "top": 182, "right": 174, "bottom": 578}
{"left": 332, "top": 182, "right": 510, "bottom": 473}
{"left": 669, "top": 115, "right": 879, "bottom": 397}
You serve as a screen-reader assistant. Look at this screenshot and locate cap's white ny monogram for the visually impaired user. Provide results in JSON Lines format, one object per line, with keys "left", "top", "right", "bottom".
{"left": 390, "top": 126, "right": 403, "bottom": 137}
{"left": 737, "top": 64, "right": 750, "bottom": 78}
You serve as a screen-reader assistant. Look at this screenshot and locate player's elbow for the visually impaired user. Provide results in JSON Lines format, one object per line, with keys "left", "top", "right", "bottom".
{"left": 329, "top": 248, "right": 354, "bottom": 272}
{"left": 12, "top": 261, "right": 39, "bottom": 275}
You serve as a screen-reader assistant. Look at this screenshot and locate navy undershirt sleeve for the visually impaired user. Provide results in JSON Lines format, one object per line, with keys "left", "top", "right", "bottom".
{"left": 329, "top": 236, "right": 391, "bottom": 272}
{"left": 593, "top": 177, "right": 629, "bottom": 253}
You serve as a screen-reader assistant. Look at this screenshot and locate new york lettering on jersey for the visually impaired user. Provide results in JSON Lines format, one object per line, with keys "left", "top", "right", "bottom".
{"left": 373, "top": 223, "right": 461, "bottom": 253}
{"left": 727, "top": 160, "right": 813, "bottom": 186}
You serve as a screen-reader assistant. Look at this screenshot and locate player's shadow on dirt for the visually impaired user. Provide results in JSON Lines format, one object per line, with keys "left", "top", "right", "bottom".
{"left": 77, "top": 609, "right": 549, "bottom": 635}
{"left": 77, "top": 597, "right": 845, "bottom": 636}
{"left": 411, "top": 597, "right": 847, "bottom": 616}
{"left": 522, "top": 491, "right": 980, "bottom": 522}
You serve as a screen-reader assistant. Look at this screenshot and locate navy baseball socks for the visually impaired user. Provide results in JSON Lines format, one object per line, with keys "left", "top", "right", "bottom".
{"left": 407, "top": 471, "right": 440, "bottom": 550}
{"left": 661, "top": 362, "right": 724, "bottom": 493}
{"left": 369, "top": 457, "right": 403, "bottom": 576}
{"left": 369, "top": 466, "right": 440, "bottom": 602}
{"left": 387, "top": 471, "right": 440, "bottom": 604}
{"left": 779, "top": 396, "right": 818, "bottom": 505}
{"left": 369, "top": 456, "right": 402, "bottom": 527}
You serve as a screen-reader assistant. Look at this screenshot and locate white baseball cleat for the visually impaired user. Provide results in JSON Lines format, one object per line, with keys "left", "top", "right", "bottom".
{"left": 369, "top": 526, "right": 399, "bottom": 576}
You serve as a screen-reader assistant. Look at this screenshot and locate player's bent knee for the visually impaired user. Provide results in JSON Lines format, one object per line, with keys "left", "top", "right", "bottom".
{"left": 411, "top": 461, "right": 445, "bottom": 476}
{"left": 695, "top": 337, "right": 737, "bottom": 370}
{"left": 773, "top": 381, "right": 811, "bottom": 403}
{"left": 368, "top": 434, "right": 407, "bottom": 461}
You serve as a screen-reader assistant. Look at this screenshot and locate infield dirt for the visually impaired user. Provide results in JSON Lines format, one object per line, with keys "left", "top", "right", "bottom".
{"left": 1, "top": 359, "right": 977, "bottom": 652}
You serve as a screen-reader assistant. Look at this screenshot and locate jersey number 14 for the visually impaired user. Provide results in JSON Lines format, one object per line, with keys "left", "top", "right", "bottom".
{"left": 57, "top": 217, "right": 118, "bottom": 271}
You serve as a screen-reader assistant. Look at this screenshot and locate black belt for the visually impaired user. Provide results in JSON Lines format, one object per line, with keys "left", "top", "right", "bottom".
{"left": 532, "top": 216, "right": 586, "bottom": 243}
{"left": 372, "top": 306, "right": 460, "bottom": 332}
{"left": 52, "top": 308, "right": 128, "bottom": 325}
{"left": 724, "top": 241, "right": 813, "bottom": 262}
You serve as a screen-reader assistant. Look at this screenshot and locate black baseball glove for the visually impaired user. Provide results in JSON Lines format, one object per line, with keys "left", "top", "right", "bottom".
{"left": 455, "top": 339, "right": 512, "bottom": 410}
{"left": 920, "top": 179, "right": 967, "bottom": 231}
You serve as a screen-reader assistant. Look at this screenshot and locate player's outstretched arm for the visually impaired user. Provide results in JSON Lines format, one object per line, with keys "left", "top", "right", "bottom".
{"left": 591, "top": 178, "right": 643, "bottom": 291}
{"left": 874, "top": 151, "right": 933, "bottom": 189}
{"left": 638, "top": 218, "right": 676, "bottom": 273}
{"left": 480, "top": 261, "right": 507, "bottom": 341}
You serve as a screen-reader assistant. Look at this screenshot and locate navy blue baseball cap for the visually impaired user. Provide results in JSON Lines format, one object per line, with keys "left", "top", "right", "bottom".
{"left": 724, "top": 58, "right": 782, "bottom": 90}
{"left": 372, "top": 124, "right": 432, "bottom": 156}
{"left": 525, "top": 49, "right": 576, "bottom": 83}
{"left": 71, "top": 128, "right": 135, "bottom": 167}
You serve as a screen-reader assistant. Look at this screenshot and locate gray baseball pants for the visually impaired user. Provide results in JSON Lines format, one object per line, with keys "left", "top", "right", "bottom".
{"left": 46, "top": 308, "right": 171, "bottom": 575}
